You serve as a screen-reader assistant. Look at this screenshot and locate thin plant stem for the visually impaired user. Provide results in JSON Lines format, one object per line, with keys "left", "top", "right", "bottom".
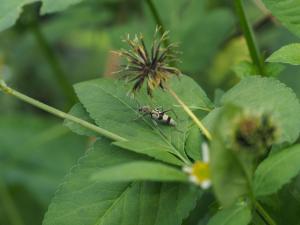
{"left": 0, "top": 178, "right": 25, "bottom": 225}
{"left": 255, "top": 201, "right": 277, "bottom": 225}
{"left": 167, "top": 86, "right": 212, "bottom": 140}
{"left": 30, "top": 22, "right": 77, "bottom": 105}
{"left": 0, "top": 80, "right": 127, "bottom": 142}
{"left": 234, "top": 0, "right": 265, "bottom": 76}
{"left": 145, "top": 0, "right": 170, "bottom": 47}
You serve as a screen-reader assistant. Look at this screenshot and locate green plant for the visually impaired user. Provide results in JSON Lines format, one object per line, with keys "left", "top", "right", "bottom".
{"left": 1, "top": 1, "right": 300, "bottom": 225}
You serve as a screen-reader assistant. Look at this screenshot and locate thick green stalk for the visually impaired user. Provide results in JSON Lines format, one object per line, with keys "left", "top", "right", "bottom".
{"left": 31, "top": 23, "right": 77, "bottom": 105}
{"left": 234, "top": 0, "right": 265, "bottom": 76}
{"left": 255, "top": 201, "right": 277, "bottom": 225}
{"left": 0, "top": 80, "right": 127, "bottom": 142}
{"left": 0, "top": 178, "right": 24, "bottom": 225}
{"left": 145, "top": 0, "right": 170, "bottom": 47}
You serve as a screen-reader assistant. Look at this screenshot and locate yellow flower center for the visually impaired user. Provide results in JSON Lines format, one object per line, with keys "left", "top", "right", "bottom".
{"left": 191, "top": 161, "right": 210, "bottom": 182}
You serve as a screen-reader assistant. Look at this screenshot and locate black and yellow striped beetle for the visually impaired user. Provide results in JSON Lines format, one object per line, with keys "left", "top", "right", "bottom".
{"left": 137, "top": 106, "right": 177, "bottom": 126}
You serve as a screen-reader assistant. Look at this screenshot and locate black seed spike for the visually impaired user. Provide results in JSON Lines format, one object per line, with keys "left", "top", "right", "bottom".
{"left": 116, "top": 29, "right": 181, "bottom": 97}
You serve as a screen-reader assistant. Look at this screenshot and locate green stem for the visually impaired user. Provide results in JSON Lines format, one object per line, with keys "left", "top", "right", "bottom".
{"left": 255, "top": 201, "right": 277, "bottom": 225}
{"left": 0, "top": 178, "right": 25, "bottom": 225}
{"left": 145, "top": 0, "right": 170, "bottom": 47}
{"left": 167, "top": 86, "right": 212, "bottom": 140}
{"left": 234, "top": 0, "right": 265, "bottom": 76}
{"left": 30, "top": 22, "right": 77, "bottom": 105}
{"left": 0, "top": 80, "right": 127, "bottom": 142}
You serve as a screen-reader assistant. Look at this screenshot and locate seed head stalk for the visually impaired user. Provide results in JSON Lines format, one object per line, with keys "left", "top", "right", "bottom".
{"left": 166, "top": 85, "right": 212, "bottom": 140}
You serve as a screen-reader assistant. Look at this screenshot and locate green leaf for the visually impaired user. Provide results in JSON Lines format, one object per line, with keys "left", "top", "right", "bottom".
{"left": 221, "top": 77, "right": 300, "bottom": 144}
{"left": 210, "top": 105, "right": 253, "bottom": 207}
{"left": 232, "top": 61, "right": 257, "bottom": 78}
{"left": 267, "top": 43, "right": 300, "bottom": 66}
{"left": 0, "top": 0, "right": 35, "bottom": 32}
{"left": 207, "top": 202, "right": 252, "bottom": 225}
{"left": 203, "top": 107, "right": 222, "bottom": 132}
{"left": 264, "top": 63, "right": 285, "bottom": 77}
{"left": 254, "top": 144, "right": 300, "bottom": 197}
{"left": 214, "top": 89, "right": 225, "bottom": 107}
{"left": 182, "top": 193, "right": 215, "bottom": 225}
{"left": 233, "top": 61, "right": 285, "bottom": 78}
{"left": 0, "top": 0, "right": 84, "bottom": 32}
{"left": 91, "top": 161, "right": 188, "bottom": 182}
{"left": 40, "top": 0, "right": 83, "bottom": 14}
{"left": 113, "top": 140, "right": 184, "bottom": 166}
{"left": 43, "top": 140, "right": 200, "bottom": 225}
{"left": 74, "top": 75, "right": 212, "bottom": 165}
{"left": 185, "top": 125, "right": 202, "bottom": 161}
{"left": 64, "top": 103, "right": 98, "bottom": 137}
{"left": 261, "top": 0, "right": 300, "bottom": 37}
{"left": 0, "top": 114, "right": 85, "bottom": 205}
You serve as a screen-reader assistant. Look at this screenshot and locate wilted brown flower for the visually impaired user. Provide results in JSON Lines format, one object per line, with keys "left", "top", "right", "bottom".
{"left": 116, "top": 28, "right": 181, "bottom": 97}
{"left": 234, "top": 113, "right": 278, "bottom": 155}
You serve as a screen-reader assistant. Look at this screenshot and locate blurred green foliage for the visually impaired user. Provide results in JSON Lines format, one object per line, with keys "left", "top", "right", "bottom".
{"left": 0, "top": 115, "right": 86, "bottom": 225}
{"left": 1, "top": 0, "right": 300, "bottom": 225}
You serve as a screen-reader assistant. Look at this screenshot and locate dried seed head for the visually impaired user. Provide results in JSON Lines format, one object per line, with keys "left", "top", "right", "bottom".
{"left": 117, "top": 28, "right": 181, "bottom": 97}
{"left": 234, "top": 113, "right": 278, "bottom": 154}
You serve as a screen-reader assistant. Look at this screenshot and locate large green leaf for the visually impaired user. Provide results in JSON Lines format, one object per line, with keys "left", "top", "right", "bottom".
{"left": 0, "top": 0, "right": 84, "bottom": 32}
{"left": 74, "top": 75, "right": 212, "bottom": 165}
{"left": 91, "top": 161, "right": 188, "bottom": 182}
{"left": 43, "top": 140, "right": 200, "bottom": 225}
{"left": 254, "top": 144, "right": 300, "bottom": 197}
{"left": 221, "top": 77, "right": 300, "bottom": 144}
{"left": 267, "top": 43, "right": 300, "bottom": 66}
{"left": 0, "top": 115, "right": 85, "bottom": 205}
{"left": 0, "top": 0, "right": 36, "bottom": 32}
{"left": 257, "top": 174, "right": 300, "bottom": 225}
{"left": 207, "top": 202, "right": 251, "bottom": 225}
{"left": 261, "top": 0, "right": 300, "bottom": 37}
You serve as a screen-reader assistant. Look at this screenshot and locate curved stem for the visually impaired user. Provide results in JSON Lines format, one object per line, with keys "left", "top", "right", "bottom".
{"left": 0, "top": 80, "right": 127, "bottom": 142}
{"left": 167, "top": 86, "right": 212, "bottom": 140}
{"left": 234, "top": 0, "right": 265, "bottom": 76}
{"left": 145, "top": 0, "right": 170, "bottom": 47}
{"left": 0, "top": 178, "right": 24, "bottom": 225}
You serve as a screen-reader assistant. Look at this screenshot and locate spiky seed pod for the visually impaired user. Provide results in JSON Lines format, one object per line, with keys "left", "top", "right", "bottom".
{"left": 234, "top": 113, "right": 278, "bottom": 155}
{"left": 117, "top": 28, "right": 181, "bottom": 97}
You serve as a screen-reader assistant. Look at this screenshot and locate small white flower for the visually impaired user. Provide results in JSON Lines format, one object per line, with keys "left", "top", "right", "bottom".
{"left": 183, "top": 161, "right": 211, "bottom": 189}
{"left": 183, "top": 140, "right": 211, "bottom": 189}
